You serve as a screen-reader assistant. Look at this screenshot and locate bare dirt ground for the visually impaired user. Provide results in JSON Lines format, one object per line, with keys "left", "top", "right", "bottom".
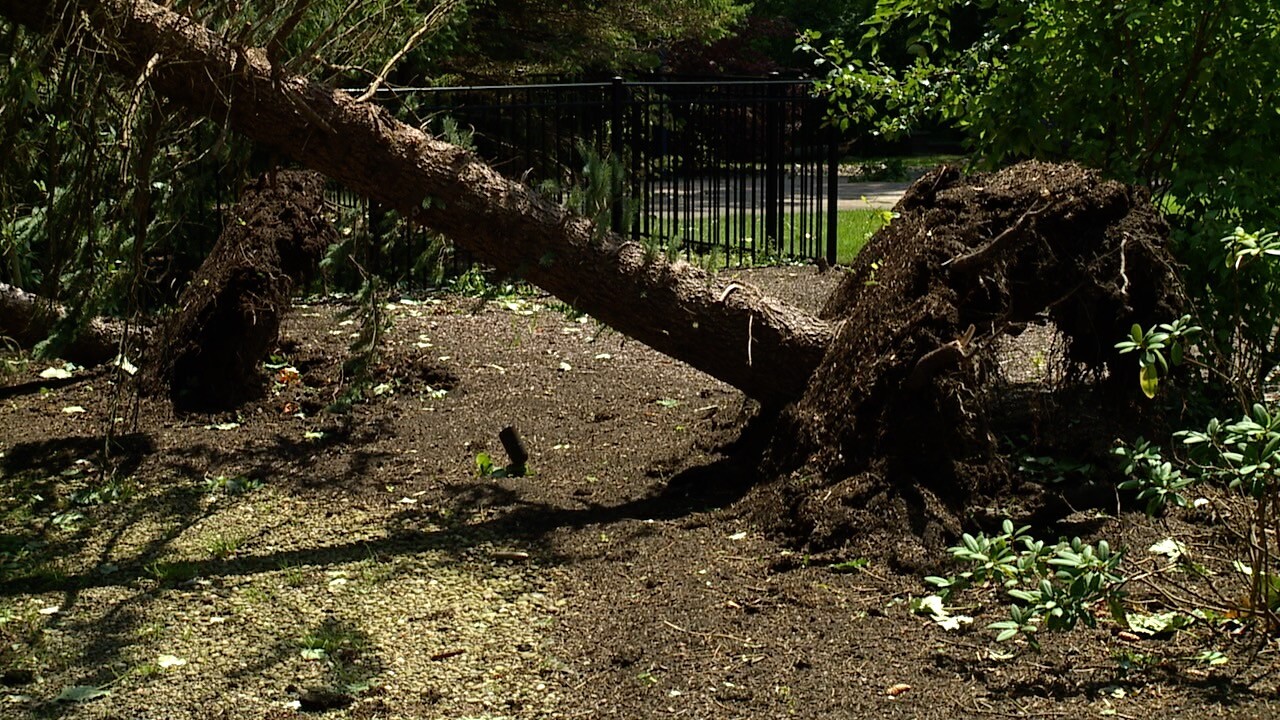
{"left": 2, "top": 266, "right": 1279, "bottom": 719}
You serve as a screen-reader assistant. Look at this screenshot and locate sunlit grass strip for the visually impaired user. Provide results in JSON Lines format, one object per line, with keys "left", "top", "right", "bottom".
{"left": 643, "top": 209, "right": 887, "bottom": 267}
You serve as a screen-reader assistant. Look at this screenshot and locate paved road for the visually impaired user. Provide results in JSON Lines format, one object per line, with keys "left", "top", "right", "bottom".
{"left": 837, "top": 180, "right": 912, "bottom": 210}
{"left": 647, "top": 178, "right": 911, "bottom": 213}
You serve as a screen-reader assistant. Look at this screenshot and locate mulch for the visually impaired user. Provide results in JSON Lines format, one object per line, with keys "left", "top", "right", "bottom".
{"left": 0, "top": 264, "right": 1276, "bottom": 718}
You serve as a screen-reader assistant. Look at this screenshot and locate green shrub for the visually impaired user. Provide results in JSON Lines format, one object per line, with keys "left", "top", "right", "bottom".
{"left": 926, "top": 520, "right": 1127, "bottom": 648}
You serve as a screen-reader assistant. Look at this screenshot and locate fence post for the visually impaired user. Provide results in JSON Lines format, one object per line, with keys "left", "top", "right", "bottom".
{"left": 827, "top": 124, "right": 840, "bottom": 266}
{"left": 610, "top": 76, "right": 625, "bottom": 233}
{"left": 763, "top": 73, "right": 782, "bottom": 253}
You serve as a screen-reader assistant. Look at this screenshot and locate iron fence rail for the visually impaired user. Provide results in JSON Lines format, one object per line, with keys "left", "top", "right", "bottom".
{"left": 334, "top": 76, "right": 838, "bottom": 281}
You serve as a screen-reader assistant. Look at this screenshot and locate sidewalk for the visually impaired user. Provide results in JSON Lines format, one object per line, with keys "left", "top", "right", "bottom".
{"left": 647, "top": 178, "right": 912, "bottom": 213}
{"left": 837, "top": 180, "right": 912, "bottom": 210}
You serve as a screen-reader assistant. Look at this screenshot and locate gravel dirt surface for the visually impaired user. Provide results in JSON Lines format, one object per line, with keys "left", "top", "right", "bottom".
{"left": 1, "top": 266, "right": 1278, "bottom": 719}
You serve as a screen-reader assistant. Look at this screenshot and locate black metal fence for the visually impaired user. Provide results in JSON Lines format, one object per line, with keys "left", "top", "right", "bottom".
{"left": 331, "top": 76, "right": 838, "bottom": 280}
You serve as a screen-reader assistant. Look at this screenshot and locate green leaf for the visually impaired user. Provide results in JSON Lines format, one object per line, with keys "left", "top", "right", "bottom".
{"left": 1139, "top": 364, "right": 1159, "bottom": 399}
{"left": 1193, "top": 650, "right": 1228, "bottom": 666}
{"left": 830, "top": 558, "right": 869, "bottom": 574}
{"left": 1126, "top": 611, "right": 1191, "bottom": 636}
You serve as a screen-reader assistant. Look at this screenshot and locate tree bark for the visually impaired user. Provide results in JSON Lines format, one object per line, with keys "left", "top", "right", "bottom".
{"left": 0, "top": 283, "right": 124, "bottom": 366}
{"left": 0, "top": 0, "right": 833, "bottom": 407}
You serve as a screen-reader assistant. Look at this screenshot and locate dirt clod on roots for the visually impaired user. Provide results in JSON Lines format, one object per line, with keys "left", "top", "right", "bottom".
{"left": 144, "top": 170, "right": 334, "bottom": 411}
{"left": 752, "top": 161, "right": 1183, "bottom": 568}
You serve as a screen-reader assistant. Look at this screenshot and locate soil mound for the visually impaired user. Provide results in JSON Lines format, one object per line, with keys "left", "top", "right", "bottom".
{"left": 144, "top": 169, "right": 334, "bottom": 411}
{"left": 752, "top": 161, "right": 1183, "bottom": 568}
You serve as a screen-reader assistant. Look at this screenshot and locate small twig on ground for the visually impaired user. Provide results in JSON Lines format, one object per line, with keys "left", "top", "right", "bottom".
{"left": 1134, "top": 575, "right": 1230, "bottom": 615}
{"left": 1245, "top": 643, "right": 1280, "bottom": 688}
{"left": 661, "top": 619, "right": 763, "bottom": 649}
{"left": 965, "top": 700, "right": 1076, "bottom": 718}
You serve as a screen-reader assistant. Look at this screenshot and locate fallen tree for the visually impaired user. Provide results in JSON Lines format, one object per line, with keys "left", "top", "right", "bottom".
{"left": 0, "top": 1, "right": 1186, "bottom": 559}
{"left": 0, "top": 283, "right": 123, "bottom": 365}
{"left": 0, "top": 0, "right": 830, "bottom": 408}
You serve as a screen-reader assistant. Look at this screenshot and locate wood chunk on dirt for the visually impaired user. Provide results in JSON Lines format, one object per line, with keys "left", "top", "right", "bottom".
{"left": 143, "top": 169, "right": 334, "bottom": 411}
{"left": 752, "top": 161, "right": 1184, "bottom": 568}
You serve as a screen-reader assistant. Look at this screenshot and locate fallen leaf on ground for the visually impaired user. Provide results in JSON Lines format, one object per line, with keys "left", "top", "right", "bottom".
{"left": 55, "top": 686, "right": 109, "bottom": 703}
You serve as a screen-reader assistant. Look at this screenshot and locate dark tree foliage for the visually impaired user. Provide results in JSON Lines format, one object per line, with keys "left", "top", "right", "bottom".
{"left": 437, "top": 0, "right": 748, "bottom": 79}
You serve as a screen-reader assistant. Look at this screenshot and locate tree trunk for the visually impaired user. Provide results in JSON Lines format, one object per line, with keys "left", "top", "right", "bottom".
{"left": 0, "top": 0, "right": 832, "bottom": 407}
{"left": 0, "top": 283, "right": 125, "bottom": 366}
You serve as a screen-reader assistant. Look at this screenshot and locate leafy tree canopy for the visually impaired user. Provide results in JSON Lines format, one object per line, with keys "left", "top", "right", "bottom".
{"left": 753, "top": 0, "right": 875, "bottom": 48}
{"left": 805, "top": 0, "right": 1280, "bottom": 230}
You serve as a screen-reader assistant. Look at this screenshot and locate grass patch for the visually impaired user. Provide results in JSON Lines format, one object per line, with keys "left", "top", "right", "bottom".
{"left": 834, "top": 209, "right": 887, "bottom": 265}
{"left": 204, "top": 534, "right": 243, "bottom": 560}
{"left": 298, "top": 618, "right": 370, "bottom": 660}
{"left": 644, "top": 209, "right": 886, "bottom": 267}
{"left": 144, "top": 560, "right": 201, "bottom": 584}
{"left": 204, "top": 473, "right": 263, "bottom": 496}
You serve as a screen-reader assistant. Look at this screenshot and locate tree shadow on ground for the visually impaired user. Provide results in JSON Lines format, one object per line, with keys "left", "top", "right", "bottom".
{"left": 0, "top": 413, "right": 763, "bottom": 716}
{"left": 156, "top": 420, "right": 398, "bottom": 494}
{"left": 0, "top": 422, "right": 402, "bottom": 714}
{"left": 2, "top": 432, "right": 155, "bottom": 477}
{"left": 995, "top": 662, "right": 1263, "bottom": 711}
{"left": 0, "top": 412, "right": 766, "bottom": 597}
{"left": 422, "top": 454, "right": 757, "bottom": 542}
{"left": 0, "top": 454, "right": 755, "bottom": 598}
{"left": 1, "top": 433, "right": 223, "bottom": 713}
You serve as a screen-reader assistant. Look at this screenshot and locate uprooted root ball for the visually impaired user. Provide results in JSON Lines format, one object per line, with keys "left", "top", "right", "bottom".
{"left": 751, "top": 161, "right": 1183, "bottom": 568}
{"left": 144, "top": 169, "right": 334, "bottom": 411}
